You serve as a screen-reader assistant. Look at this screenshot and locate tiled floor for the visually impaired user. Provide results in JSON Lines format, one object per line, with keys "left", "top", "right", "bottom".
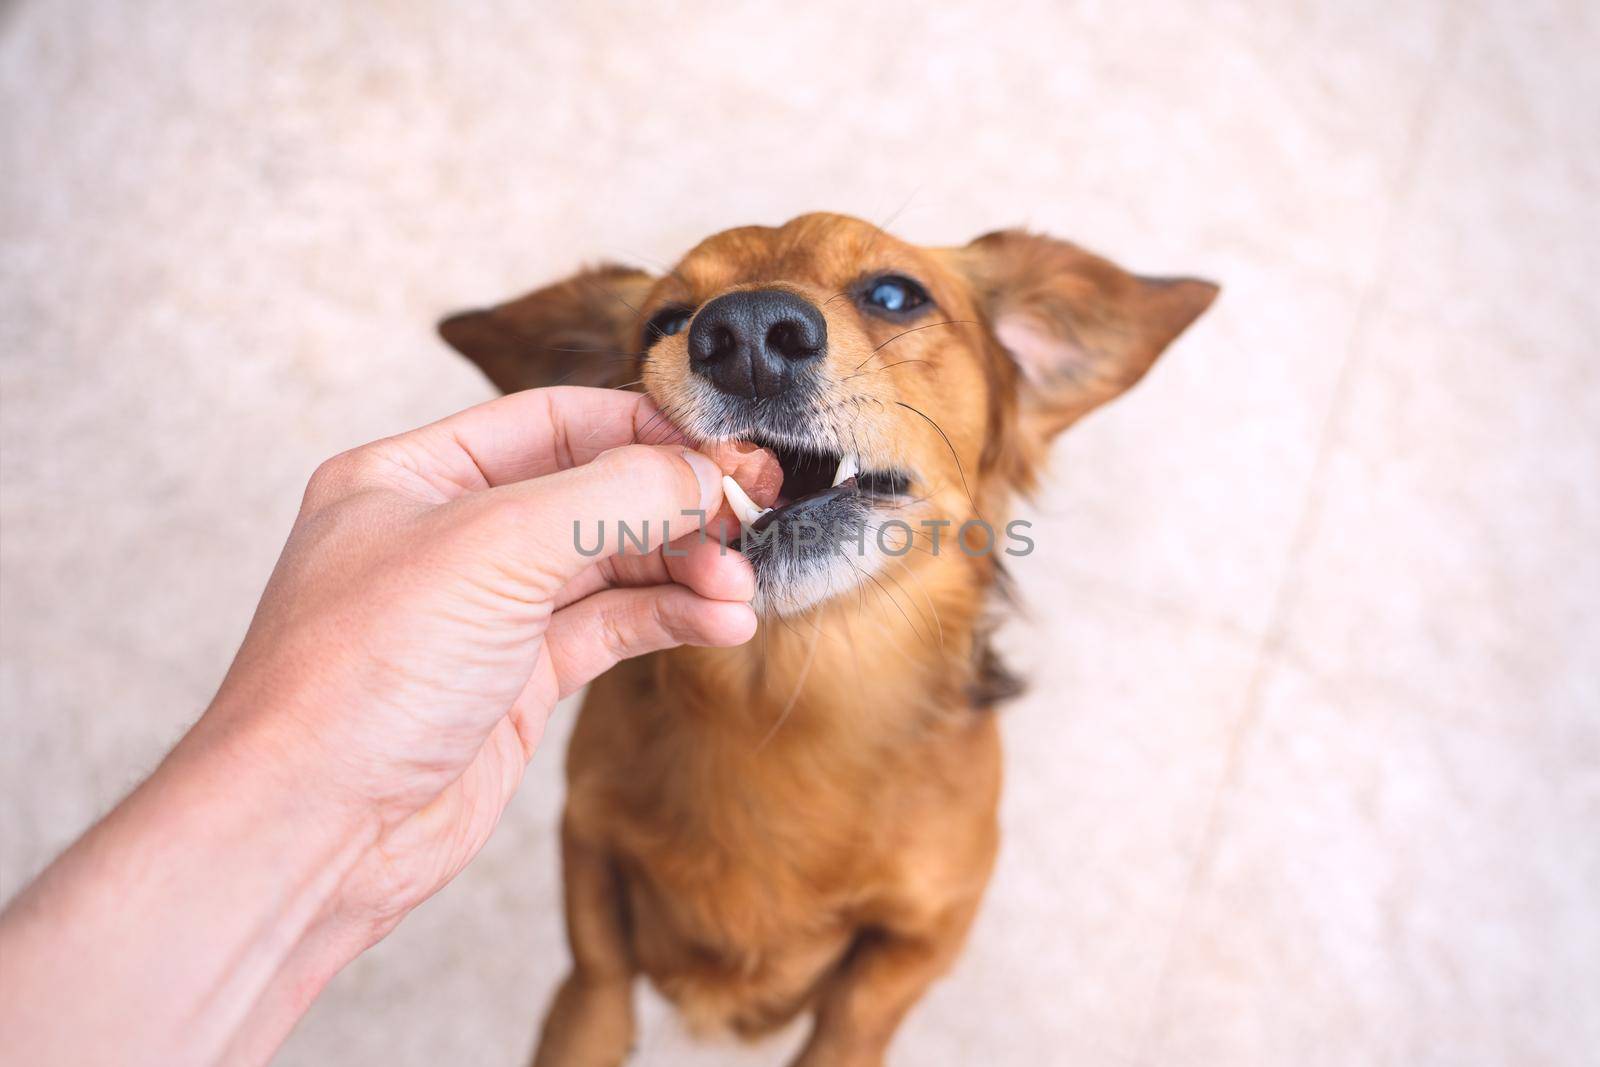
{"left": 2, "top": 2, "right": 1596, "bottom": 1065}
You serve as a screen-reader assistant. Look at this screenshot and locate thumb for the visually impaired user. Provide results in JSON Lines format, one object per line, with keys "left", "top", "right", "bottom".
{"left": 489, "top": 443, "right": 726, "bottom": 589}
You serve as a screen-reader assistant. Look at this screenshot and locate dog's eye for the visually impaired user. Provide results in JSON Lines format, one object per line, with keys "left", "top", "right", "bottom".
{"left": 644, "top": 306, "right": 693, "bottom": 347}
{"left": 860, "top": 275, "right": 930, "bottom": 316}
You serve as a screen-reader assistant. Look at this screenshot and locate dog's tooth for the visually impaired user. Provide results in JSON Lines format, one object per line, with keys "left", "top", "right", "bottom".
{"left": 721, "top": 475, "right": 769, "bottom": 527}
{"left": 832, "top": 453, "right": 859, "bottom": 487}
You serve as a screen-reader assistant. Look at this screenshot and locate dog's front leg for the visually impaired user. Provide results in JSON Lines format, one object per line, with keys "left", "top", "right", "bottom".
{"left": 531, "top": 827, "right": 636, "bottom": 1067}
{"left": 789, "top": 900, "right": 980, "bottom": 1067}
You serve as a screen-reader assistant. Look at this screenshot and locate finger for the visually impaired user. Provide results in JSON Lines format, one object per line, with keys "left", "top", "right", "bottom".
{"left": 547, "top": 437, "right": 776, "bottom": 608}
{"left": 553, "top": 531, "right": 753, "bottom": 611}
{"left": 490, "top": 443, "right": 725, "bottom": 588}
{"left": 388, "top": 387, "right": 687, "bottom": 490}
{"left": 544, "top": 585, "right": 757, "bottom": 697}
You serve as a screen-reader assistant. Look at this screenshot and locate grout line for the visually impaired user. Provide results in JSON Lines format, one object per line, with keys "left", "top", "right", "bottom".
{"left": 1133, "top": 11, "right": 1473, "bottom": 1060}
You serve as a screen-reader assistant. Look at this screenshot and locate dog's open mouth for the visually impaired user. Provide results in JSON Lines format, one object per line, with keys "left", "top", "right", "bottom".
{"left": 723, "top": 440, "right": 911, "bottom": 543}
{"left": 689, "top": 430, "right": 916, "bottom": 613}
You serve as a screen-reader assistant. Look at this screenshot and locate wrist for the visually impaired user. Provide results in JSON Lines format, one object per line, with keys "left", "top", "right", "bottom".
{"left": 141, "top": 703, "right": 386, "bottom": 1063}
{"left": 184, "top": 685, "right": 384, "bottom": 845}
{"left": 175, "top": 689, "right": 393, "bottom": 951}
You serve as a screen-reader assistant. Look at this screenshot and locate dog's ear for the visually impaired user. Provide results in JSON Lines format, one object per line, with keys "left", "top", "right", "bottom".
{"left": 955, "top": 230, "right": 1218, "bottom": 438}
{"left": 438, "top": 264, "right": 656, "bottom": 393}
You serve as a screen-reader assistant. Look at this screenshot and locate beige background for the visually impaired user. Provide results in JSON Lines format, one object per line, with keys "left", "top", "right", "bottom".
{"left": 3, "top": 1, "right": 1597, "bottom": 1064}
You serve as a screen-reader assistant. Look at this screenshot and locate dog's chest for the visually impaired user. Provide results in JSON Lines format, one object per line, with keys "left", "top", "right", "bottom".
{"left": 626, "top": 859, "right": 855, "bottom": 1036}
{"left": 563, "top": 658, "right": 1001, "bottom": 1034}
{"left": 575, "top": 739, "right": 883, "bottom": 1034}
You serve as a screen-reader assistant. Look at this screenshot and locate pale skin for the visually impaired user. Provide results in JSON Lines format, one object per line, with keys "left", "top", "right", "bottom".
{"left": 0, "top": 386, "right": 781, "bottom": 1067}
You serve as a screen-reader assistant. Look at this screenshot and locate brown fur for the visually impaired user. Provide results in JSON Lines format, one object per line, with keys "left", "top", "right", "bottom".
{"left": 440, "top": 214, "right": 1216, "bottom": 1066}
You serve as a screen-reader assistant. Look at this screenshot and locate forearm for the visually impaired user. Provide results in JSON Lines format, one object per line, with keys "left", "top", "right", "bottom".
{"left": 0, "top": 708, "right": 379, "bottom": 1067}
{"left": 213, "top": 897, "right": 376, "bottom": 1066}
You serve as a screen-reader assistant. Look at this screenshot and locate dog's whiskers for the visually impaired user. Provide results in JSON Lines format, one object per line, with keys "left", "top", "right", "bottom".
{"left": 895, "top": 401, "right": 982, "bottom": 521}
{"left": 888, "top": 556, "right": 944, "bottom": 650}
{"left": 842, "top": 359, "right": 931, "bottom": 384}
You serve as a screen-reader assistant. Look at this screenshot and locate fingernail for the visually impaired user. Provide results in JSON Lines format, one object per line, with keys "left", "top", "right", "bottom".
{"left": 730, "top": 440, "right": 762, "bottom": 455}
{"left": 678, "top": 449, "right": 724, "bottom": 512}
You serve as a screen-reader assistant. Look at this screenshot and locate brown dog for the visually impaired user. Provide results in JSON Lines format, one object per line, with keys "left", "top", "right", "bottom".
{"left": 440, "top": 213, "right": 1216, "bottom": 1066}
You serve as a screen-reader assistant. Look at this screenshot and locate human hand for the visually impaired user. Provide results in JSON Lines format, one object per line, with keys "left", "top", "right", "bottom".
{"left": 0, "top": 386, "right": 784, "bottom": 1067}
{"left": 200, "top": 386, "right": 779, "bottom": 941}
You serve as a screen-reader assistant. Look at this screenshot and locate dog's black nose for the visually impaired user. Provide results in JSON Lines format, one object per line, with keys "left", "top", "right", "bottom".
{"left": 687, "top": 290, "right": 827, "bottom": 399}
